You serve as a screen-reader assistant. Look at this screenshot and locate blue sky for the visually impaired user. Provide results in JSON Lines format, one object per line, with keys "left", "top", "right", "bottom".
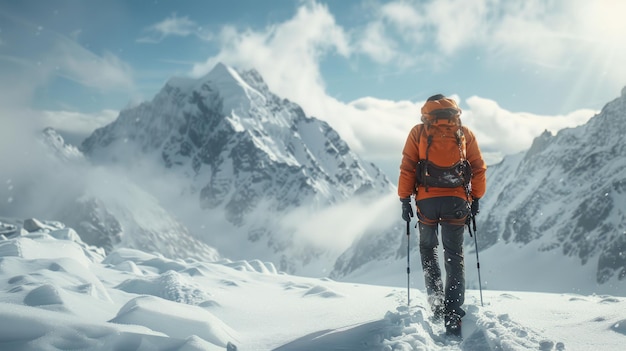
{"left": 1, "top": 0, "right": 625, "bottom": 179}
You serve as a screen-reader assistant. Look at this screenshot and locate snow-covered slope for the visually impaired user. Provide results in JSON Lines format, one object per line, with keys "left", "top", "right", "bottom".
{"left": 0, "top": 218, "right": 624, "bottom": 351}
{"left": 476, "top": 86, "right": 626, "bottom": 287}
{"left": 80, "top": 62, "right": 393, "bottom": 273}
{"left": 332, "top": 87, "right": 626, "bottom": 295}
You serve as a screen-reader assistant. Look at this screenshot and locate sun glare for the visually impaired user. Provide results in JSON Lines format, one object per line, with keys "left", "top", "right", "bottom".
{"left": 578, "top": 2, "right": 626, "bottom": 49}
{"left": 560, "top": 1, "right": 626, "bottom": 108}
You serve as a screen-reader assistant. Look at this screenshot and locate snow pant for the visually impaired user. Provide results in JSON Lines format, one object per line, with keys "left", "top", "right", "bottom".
{"left": 416, "top": 196, "right": 469, "bottom": 318}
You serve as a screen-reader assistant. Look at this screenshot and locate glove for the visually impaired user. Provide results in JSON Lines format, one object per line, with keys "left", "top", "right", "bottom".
{"left": 401, "top": 197, "right": 414, "bottom": 222}
{"left": 471, "top": 198, "right": 480, "bottom": 216}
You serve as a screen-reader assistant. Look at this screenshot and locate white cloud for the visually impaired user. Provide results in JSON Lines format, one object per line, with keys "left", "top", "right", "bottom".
{"left": 424, "top": 0, "right": 489, "bottom": 55}
{"left": 41, "top": 109, "right": 118, "bottom": 139}
{"left": 0, "top": 16, "right": 132, "bottom": 192}
{"left": 357, "top": 21, "right": 396, "bottom": 64}
{"left": 378, "top": 1, "right": 424, "bottom": 50}
{"left": 354, "top": 0, "right": 487, "bottom": 66}
{"left": 354, "top": 1, "right": 427, "bottom": 67}
{"left": 151, "top": 13, "right": 196, "bottom": 36}
{"left": 462, "top": 96, "right": 596, "bottom": 160}
{"left": 0, "top": 102, "right": 51, "bottom": 213}
{"left": 137, "top": 13, "right": 212, "bottom": 43}
{"left": 280, "top": 192, "right": 399, "bottom": 254}
{"left": 52, "top": 45, "right": 134, "bottom": 91}
{"left": 0, "top": 13, "right": 134, "bottom": 93}
{"left": 354, "top": 0, "right": 626, "bottom": 89}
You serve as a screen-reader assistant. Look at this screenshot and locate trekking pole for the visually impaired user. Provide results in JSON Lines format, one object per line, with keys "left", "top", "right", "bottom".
{"left": 471, "top": 215, "right": 484, "bottom": 306}
{"left": 406, "top": 219, "right": 411, "bottom": 311}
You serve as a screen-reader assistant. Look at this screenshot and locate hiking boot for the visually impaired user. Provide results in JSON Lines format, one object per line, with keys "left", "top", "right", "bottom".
{"left": 445, "top": 312, "right": 462, "bottom": 338}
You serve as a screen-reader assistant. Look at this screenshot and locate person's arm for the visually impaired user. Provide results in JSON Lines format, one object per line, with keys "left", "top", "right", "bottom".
{"left": 398, "top": 125, "right": 421, "bottom": 199}
{"left": 464, "top": 127, "right": 487, "bottom": 199}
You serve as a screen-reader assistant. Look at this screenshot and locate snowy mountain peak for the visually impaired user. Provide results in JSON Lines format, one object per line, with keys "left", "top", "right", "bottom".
{"left": 80, "top": 62, "right": 393, "bottom": 273}
{"left": 40, "top": 127, "right": 83, "bottom": 162}
{"left": 166, "top": 62, "right": 266, "bottom": 117}
{"left": 523, "top": 129, "right": 553, "bottom": 160}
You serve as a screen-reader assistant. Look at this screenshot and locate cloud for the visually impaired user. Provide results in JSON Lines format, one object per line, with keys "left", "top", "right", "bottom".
{"left": 357, "top": 21, "right": 396, "bottom": 64}
{"left": 424, "top": 0, "right": 489, "bottom": 55}
{"left": 52, "top": 45, "right": 134, "bottom": 91}
{"left": 0, "top": 12, "right": 134, "bottom": 93}
{"left": 352, "top": 0, "right": 488, "bottom": 67}
{"left": 40, "top": 109, "right": 118, "bottom": 145}
{"left": 354, "top": 0, "right": 626, "bottom": 89}
{"left": 137, "top": 13, "right": 212, "bottom": 43}
{"left": 462, "top": 96, "right": 596, "bottom": 161}
{"left": 0, "top": 96, "right": 56, "bottom": 216}
{"left": 380, "top": 1, "right": 424, "bottom": 32}
{"left": 280, "top": 192, "right": 399, "bottom": 255}
{"left": 0, "top": 13, "right": 136, "bottom": 214}
{"left": 41, "top": 110, "right": 118, "bottom": 135}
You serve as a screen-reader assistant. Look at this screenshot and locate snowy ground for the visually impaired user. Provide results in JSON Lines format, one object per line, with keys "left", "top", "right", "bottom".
{"left": 0, "top": 219, "right": 625, "bottom": 351}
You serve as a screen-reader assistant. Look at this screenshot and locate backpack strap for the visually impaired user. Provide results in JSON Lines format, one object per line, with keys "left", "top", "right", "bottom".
{"left": 414, "top": 124, "right": 430, "bottom": 193}
{"left": 424, "top": 134, "right": 433, "bottom": 192}
{"left": 455, "top": 127, "right": 466, "bottom": 161}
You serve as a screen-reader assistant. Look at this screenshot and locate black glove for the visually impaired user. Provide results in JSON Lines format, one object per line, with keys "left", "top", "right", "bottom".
{"left": 401, "top": 197, "right": 414, "bottom": 222}
{"left": 471, "top": 198, "right": 480, "bottom": 216}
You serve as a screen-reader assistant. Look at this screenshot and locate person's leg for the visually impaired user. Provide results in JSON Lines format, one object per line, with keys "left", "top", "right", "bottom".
{"left": 439, "top": 197, "right": 469, "bottom": 336}
{"left": 416, "top": 198, "right": 444, "bottom": 318}
{"left": 441, "top": 221, "right": 465, "bottom": 315}
{"left": 418, "top": 222, "right": 444, "bottom": 317}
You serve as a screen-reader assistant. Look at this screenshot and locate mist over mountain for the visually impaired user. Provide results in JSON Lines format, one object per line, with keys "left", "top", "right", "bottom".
{"left": 331, "top": 87, "right": 626, "bottom": 295}
{"left": 45, "top": 128, "right": 222, "bottom": 261}
{"left": 79, "top": 63, "right": 393, "bottom": 274}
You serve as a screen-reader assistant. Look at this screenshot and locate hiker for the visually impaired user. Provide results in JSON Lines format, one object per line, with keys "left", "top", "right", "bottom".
{"left": 398, "top": 94, "right": 486, "bottom": 337}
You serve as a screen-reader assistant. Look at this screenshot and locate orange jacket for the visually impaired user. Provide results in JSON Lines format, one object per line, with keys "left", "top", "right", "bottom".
{"left": 398, "top": 124, "right": 486, "bottom": 201}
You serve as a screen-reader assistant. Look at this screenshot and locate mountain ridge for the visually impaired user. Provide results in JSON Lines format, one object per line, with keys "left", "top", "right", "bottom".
{"left": 79, "top": 62, "right": 393, "bottom": 274}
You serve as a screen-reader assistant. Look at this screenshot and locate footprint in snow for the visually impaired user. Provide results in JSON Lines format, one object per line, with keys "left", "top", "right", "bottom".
{"left": 498, "top": 293, "right": 521, "bottom": 300}
{"left": 599, "top": 297, "right": 620, "bottom": 304}
{"left": 478, "top": 310, "right": 564, "bottom": 351}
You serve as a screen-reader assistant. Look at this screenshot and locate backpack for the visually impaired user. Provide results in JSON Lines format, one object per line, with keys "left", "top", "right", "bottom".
{"left": 415, "top": 105, "right": 472, "bottom": 191}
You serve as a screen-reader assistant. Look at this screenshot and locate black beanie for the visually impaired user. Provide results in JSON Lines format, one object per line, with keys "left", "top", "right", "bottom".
{"left": 427, "top": 94, "right": 446, "bottom": 101}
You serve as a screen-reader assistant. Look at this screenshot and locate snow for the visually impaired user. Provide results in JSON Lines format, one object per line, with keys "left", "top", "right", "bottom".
{"left": 1, "top": 221, "right": 625, "bottom": 351}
